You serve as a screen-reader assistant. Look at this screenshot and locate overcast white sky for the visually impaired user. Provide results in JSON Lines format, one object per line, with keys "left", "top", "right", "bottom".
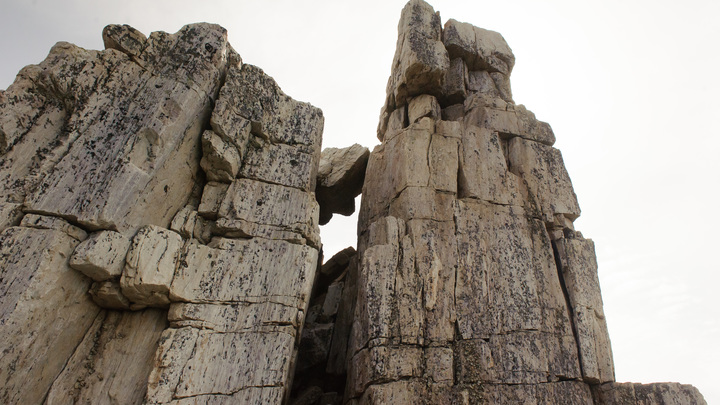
{"left": 1, "top": 0, "right": 718, "bottom": 402}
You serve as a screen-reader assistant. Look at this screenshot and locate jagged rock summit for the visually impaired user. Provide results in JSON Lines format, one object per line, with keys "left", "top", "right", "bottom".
{"left": 0, "top": 1, "right": 707, "bottom": 405}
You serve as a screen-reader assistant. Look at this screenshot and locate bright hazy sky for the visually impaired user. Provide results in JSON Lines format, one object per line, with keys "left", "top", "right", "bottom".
{"left": 1, "top": 0, "right": 718, "bottom": 402}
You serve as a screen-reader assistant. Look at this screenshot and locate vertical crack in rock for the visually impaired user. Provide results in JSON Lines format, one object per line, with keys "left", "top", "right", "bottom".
{"left": 550, "top": 234, "right": 585, "bottom": 379}
{"left": 0, "top": 2, "right": 709, "bottom": 405}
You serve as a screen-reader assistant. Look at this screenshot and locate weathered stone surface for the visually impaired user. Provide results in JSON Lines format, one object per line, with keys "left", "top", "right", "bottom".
{"left": 457, "top": 125, "right": 521, "bottom": 205}
{"left": 102, "top": 24, "right": 147, "bottom": 59}
{"left": 45, "top": 309, "right": 167, "bottom": 405}
{"left": 121, "top": 225, "right": 184, "bottom": 307}
{"left": 240, "top": 137, "right": 318, "bottom": 191}
{"left": 171, "top": 237, "right": 318, "bottom": 307}
{"left": 147, "top": 327, "right": 295, "bottom": 402}
{"left": 0, "top": 227, "right": 100, "bottom": 405}
{"left": 408, "top": 94, "right": 441, "bottom": 124}
{"left": 443, "top": 19, "right": 515, "bottom": 75}
{"left": 216, "top": 178, "right": 320, "bottom": 246}
{"left": 297, "top": 323, "right": 334, "bottom": 372}
{"left": 592, "top": 382, "right": 708, "bottom": 405}
{"left": 2, "top": 24, "right": 234, "bottom": 235}
{"left": 70, "top": 229, "right": 131, "bottom": 281}
{"left": 200, "top": 129, "right": 241, "bottom": 183}
{"left": 316, "top": 144, "right": 370, "bottom": 224}
{"left": 170, "top": 205, "right": 198, "bottom": 239}
{"left": 197, "top": 181, "right": 228, "bottom": 220}
{"left": 555, "top": 232, "right": 614, "bottom": 383}
{"left": 464, "top": 98, "right": 556, "bottom": 145}
{"left": 168, "top": 301, "right": 300, "bottom": 333}
{"left": 384, "top": 0, "right": 449, "bottom": 111}
{"left": 20, "top": 212, "right": 88, "bottom": 240}
{"left": 89, "top": 280, "right": 132, "bottom": 309}
{"left": 507, "top": 136, "right": 581, "bottom": 222}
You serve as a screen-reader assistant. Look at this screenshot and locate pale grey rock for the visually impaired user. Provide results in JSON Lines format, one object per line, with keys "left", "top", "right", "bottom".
{"left": 384, "top": 0, "right": 449, "bottom": 109}
{"left": 170, "top": 205, "right": 198, "bottom": 239}
{"left": 555, "top": 233, "right": 614, "bottom": 383}
{"left": 225, "top": 63, "right": 323, "bottom": 149}
{"left": 240, "top": 136, "right": 318, "bottom": 191}
{"left": 316, "top": 144, "right": 370, "bottom": 224}
{"left": 45, "top": 309, "right": 167, "bottom": 405}
{"left": 457, "top": 125, "right": 521, "bottom": 205}
{"left": 0, "top": 227, "right": 100, "bottom": 405}
{"left": 168, "top": 301, "right": 300, "bottom": 333}
{"left": 170, "top": 237, "right": 318, "bottom": 307}
{"left": 216, "top": 178, "right": 320, "bottom": 246}
{"left": 197, "top": 181, "right": 229, "bottom": 220}
{"left": 102, "top": 24, "right": 147, "bottom": 59}
{"left": 20, "top": 212, "right": 88, "bottom": 241}
{"left": 443, "top": 58, "right": 469, "bottom": 105}
{"left": 7, "top": 24, "right": 233, "bottom": 235}
{"left": 464, "top": 99, "right": 556, "bottom": 146}
{"left": 443, "top": 19, "right": 515, "bottom": 75}
{"left": 322, "top": 281, "right": 344, "bottom": 318}
{"left": 348, "top": 346, "right": 423, "bottom": 398}
{"left": 89, "top": 280, "right": 132, "bottom": 310}
{"left": 408, "top": 94, "right": 441, "bottom": 124}
{"left": 199, "top": 129, "right": 241, "bottom": 183}
{"left": 70, "top": 229, "right": 131, "bottom": 281}
{"left": 507, "top": 136, "right": 581, "bottom": 222}
{"left": 121, "top": 225, "right": 184, "bottom": 307}
{"left": 592, "top": 382, "right": 708, "bottom": 405}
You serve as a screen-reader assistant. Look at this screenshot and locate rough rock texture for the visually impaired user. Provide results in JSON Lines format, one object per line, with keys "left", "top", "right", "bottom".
{"left": 0, "top": 3, "right": 707, "bottom": 405}
{"left": 0, "top": 23, "right": 323, "bottom": 405}
{"left": 337, "top": 1, "right": 707, "bottom": 404}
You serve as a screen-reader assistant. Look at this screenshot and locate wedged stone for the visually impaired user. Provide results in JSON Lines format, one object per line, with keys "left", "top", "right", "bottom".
{"left": 457, "top": 125, "right": 521, "bottom": 205}
{"left": 120, "top": 225, "right": 184, "bottom": 307}
{"left": 465, "top": 100, "right": 555, "bottom": 146}
{"left": 443, "top": 19, "right": 515, "bottom": 75}
{"left": 0, "top": 227, "right": 100, "bottom": 405}
{"left": 441, "top": 103, "right": 465, "bottom": 122}
{"left": 408, "top": 95, "right": 441, "bottom": 124}
{"left": 197, "top": 181, "right": 229, "bottom": 220}
{"left": 322, "top": 281, "right": 344, "bottom": 318}
{"left": 168, "top": 301, "right": 300, "bottom": 333}
{"left": 14, "top": 24, "right": 232, "bottom": 235}
{"left": 224, "top": 63, "right": 324, "bottom": 149}
{"left": 320, "top": 246, "right": 356, "bottom": 279}
{"left": 45, "top": 309, "right": 167, "bottom": 405}
{"left": 149, "top": 328, "right": 295, "bottom": 400}
{"left": 170, "top": 205, "right": 198, "bottom": 239}
{"left": 555, "top": 233, "right": 614, "bottom": 383}
{"left": 443, "top": 58, "right": 469, "bottom": 105}
{"left": 240, "top": 136, "right": 318, "bottom": 191}
{"left": 20, "top": 212, "right": 88, "bottom": 241}
{"left": 316, "top": 144, "right": 370, "bottom": 224}
{"left": 297, "top": 323, "right": 334, "bottom": 372}
{"left": 216, "top": 178, "right": 320, "bottom": 246}
{"left": 491, "top": 71, "right": 513, "bottom": 102}
{"left": 89, "top": 280, "right": 132, "bottom": 310}
{"left": 170, "top": 237, "right": 318, "bottom": 307}
{"left": 383, "top": 0, "right": 449, "bottom": 110}
{"left": 507, "top": 136, "right": 581, "bottom": 222}
{"left": 199, "top": 129, "right": 241, "bottom": 183}
{"left": 70, "top": 229, "right": 131, "bottom": 281}
{"left": 592, "top": 382, "right": 708, "bottom": 405}
{"left": 102, "top": 24, "right": 147, "bottom": 59}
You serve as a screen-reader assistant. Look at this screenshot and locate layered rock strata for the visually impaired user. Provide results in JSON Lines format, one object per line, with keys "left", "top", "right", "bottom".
{"left": 335, "top": 1, "right": 708, "bottom": 404}
{"left": 0, "top": 3, "right": 708, "bottom": 405}
{"left": 0, "top": 23, "right": 324, "bottom": 404}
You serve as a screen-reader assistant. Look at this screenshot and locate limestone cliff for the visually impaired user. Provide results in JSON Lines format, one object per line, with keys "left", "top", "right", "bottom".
{"left": 0, "top": 2, "right": 707, "bottom": 405}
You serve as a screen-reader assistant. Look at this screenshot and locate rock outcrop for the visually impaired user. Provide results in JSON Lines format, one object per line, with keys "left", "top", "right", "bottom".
{"left": 0, "top": 2, "right": 707, "bottom": 405}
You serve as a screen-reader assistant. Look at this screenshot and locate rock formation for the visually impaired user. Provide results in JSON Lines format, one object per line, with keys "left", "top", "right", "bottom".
{"left": 0, "top": 2, "right": 707, "bottom": 404}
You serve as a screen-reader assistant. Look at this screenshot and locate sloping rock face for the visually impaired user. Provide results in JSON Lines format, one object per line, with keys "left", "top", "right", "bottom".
{"left": 0, "top": 23, "right": 323, "bottom": 404}
{"left": 332, "top": 1, "right": 707, "bottom": 404}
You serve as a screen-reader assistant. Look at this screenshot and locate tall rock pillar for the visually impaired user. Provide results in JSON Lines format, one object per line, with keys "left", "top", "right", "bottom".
{"left": 346, "top": 1, "right": 705, "bottom": 404}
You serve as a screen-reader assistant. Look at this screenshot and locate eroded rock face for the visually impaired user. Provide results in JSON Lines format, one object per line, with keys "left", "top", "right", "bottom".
{"left": 0, "top": 22, "right": 323, "bottom": 405}
{"left": 0, "top": 3, "right": 707, "bottom": 405}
